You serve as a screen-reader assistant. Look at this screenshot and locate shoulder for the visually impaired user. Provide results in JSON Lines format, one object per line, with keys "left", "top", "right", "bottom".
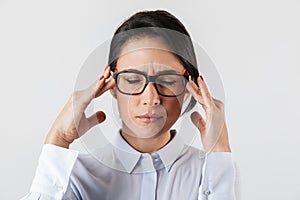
{"left": 170, "top": 144, "right": 206, "bottom": 171}
{"left": 73, "top": 143, "right": 127, "bottom": 173}
{"left": 181, "top": 144, "right": 206, "bottom": 160}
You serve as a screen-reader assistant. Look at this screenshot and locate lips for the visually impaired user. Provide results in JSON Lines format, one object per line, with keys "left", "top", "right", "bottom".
{"left": 136, "top": 113, "right": 163, "bottom": 123}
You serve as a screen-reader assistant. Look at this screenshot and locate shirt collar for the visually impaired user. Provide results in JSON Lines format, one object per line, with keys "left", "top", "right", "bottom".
{"left": 112, "top": 129, "right": 186, "bottom": 174}
{"left": 112, "top": 131, "right": 142, "bottom": 173}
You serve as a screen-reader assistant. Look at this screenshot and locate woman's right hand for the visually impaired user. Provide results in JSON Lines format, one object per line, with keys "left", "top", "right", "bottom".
{"left": 45, "top": 66, "right": 115, "bottom": 148}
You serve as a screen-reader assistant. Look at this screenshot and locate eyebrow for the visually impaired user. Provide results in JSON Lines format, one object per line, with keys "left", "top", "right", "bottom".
{"left": 125, "top": 69, "right": 182, "bottom": 75}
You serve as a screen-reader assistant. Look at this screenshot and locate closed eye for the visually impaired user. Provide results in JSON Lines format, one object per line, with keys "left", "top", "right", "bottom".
{"left": 125, "top": 78, "right": 143, "bottom": 84}
{"left": 159, "top": 80, "right": 177, "bottom": 86}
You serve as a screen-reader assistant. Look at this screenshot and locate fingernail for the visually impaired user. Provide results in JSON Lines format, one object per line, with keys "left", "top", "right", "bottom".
{"left": 104, "top": 65, "right": 110, "bottom": 71}
{"left": 200, "top": 75, "right": 204, "bottom": 81}
{"left": 99, "top": 75, "right": 104, "bottom": 80}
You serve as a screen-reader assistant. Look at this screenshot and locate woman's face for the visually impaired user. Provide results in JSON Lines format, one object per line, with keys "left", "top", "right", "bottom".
{"left": 112, "top": 37, "right": 188, "bottom": 139}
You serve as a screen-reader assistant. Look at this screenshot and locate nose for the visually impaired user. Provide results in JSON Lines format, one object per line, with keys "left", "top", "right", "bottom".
{"left": 141, "top": 83, "right": 161, "bottom": 106}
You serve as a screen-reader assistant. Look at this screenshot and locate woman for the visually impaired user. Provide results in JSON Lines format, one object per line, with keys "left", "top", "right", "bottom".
{"left": 23, "top": 10, "right": 237, "bottom": 200}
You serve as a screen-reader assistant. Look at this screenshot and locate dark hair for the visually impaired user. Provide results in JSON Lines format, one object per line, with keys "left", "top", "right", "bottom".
{"left": 108, "top": 10, "right": 199, "bottom": 114}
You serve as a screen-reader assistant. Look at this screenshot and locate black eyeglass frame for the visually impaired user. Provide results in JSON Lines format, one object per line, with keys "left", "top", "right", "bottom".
{"left": 112, "top": 70, "right": 191, "bottom": 97}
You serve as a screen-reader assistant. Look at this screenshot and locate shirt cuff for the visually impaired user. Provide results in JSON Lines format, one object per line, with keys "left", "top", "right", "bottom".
{"left": 30, "top": 144, "right": 79, "bottom": 199}
{"left": 199, "top": 152, "right": 236, "bottom": 200}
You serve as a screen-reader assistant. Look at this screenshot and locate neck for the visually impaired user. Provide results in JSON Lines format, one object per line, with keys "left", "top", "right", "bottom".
{"left": 120, "top": 130, "right": 172, "bottom": 153}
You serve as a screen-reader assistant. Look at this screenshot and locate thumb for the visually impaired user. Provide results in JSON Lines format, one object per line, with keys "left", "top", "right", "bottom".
{"left": 190, "top": 111, "right": 206, "bottom": 137}
{"left": 87, "top": 111, "right": 106, "bottom": 128}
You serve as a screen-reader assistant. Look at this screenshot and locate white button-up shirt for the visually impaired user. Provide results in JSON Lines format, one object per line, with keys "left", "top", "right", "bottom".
{"left": 22, "top": 130, "right": 239, "bottom": 200}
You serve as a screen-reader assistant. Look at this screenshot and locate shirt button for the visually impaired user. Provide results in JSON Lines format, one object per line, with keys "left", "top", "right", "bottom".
{"left": 204, "top": 190, "right": 211, "bottom": 195}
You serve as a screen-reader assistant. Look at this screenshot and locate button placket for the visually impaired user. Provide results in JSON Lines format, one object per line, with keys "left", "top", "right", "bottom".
{"left": 141, "top": 154, "right": 155, "bottom": 172}
{"left": 140, "top": 153, "right": 157, "bottom": 200}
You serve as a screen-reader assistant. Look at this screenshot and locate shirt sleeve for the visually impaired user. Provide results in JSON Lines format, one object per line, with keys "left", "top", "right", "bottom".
{"left": 198, "top": 152, "right": 240, "bottom": 200}
{"left": 20, "top": 144, "right": 79, "bottom": 200}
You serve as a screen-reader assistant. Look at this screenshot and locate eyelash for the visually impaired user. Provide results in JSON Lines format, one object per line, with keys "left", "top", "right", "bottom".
{"left": 159, "top": 80, "right": 176, "bottom": 85}
{"left": 125, "top": 78, "right": 143, "bottom": 84}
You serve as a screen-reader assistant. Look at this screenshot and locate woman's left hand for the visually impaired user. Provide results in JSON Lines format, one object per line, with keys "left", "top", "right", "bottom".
{"left": 186, "top": 76, "right": 231, "bottom": 152}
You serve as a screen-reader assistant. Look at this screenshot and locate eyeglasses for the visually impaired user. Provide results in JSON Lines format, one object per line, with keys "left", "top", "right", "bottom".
{"left": 113, "top": 70, "right": 191, "bottom": 97}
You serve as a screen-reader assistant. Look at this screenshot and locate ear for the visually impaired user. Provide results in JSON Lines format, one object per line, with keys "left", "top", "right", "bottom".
{"left": 110, "top": 87, "right": 117, "bottom": 99}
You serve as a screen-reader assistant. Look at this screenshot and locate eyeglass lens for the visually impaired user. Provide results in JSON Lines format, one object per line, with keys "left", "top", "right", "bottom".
{"left": 117, "top": 72, "right": 187, "bottom": 96}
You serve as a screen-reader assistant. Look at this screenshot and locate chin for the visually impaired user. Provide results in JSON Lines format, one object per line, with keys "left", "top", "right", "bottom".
{"left": 122, "top": 121, "right": 168, "bottom": 139}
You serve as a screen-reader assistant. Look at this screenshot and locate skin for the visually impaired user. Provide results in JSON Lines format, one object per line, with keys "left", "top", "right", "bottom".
{"left": 45, "top": 37, "right": 231, "bottom": 153}
{"left": 111, "top": 37, "right": 189, "bottom": 153}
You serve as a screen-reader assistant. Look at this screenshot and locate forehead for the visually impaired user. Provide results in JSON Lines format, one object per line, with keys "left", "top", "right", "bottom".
{"left": 116, "top": 37, "right": 185, "bottom": 73}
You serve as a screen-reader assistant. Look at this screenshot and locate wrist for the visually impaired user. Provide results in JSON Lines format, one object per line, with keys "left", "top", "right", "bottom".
{"left": 209, "top": 123, "right": 231, "bottom": 152}
{"left": 45, "top": 128, "right": 71, "bottom": 149}
{"left": 203, "top": 137, "right": 231, "bottom": 152}
{"left": 210, "top": 144, "right": 231, "bottom": 152}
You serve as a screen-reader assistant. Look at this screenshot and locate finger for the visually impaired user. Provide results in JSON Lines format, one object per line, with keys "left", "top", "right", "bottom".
{"left": 84, "top": 66, "right": 114, "bottom": 101}
{"left": 87, "top": 111, "right": 106, "bottom": 128}
{"left": 197, "top": 76, "right": 213, "bottom": 107}
{"left": 212, "top": 97, "right": 225, "bottom": 110}
{"left": 103, "top": 65, "right": 111, "bottom": 79}
{"left": 94, "top": 66, "right": 116, "bottom": 97}
{"left": 186, "top": 80, "right": 205, "bottom": 105}
{"left": 77, "top": 78, "right": 106, "bottom": 109}
{"left": 73, "top": 67, "right": 112, "bottom": 115}
{"left": 190, "top": 111, "right": 206, "bottom": 135}
{"left": 94, "top": 66, "right": 111, "bottom": 93}
{"left": 95, "top": 75, "right": 116, "bottom": 98}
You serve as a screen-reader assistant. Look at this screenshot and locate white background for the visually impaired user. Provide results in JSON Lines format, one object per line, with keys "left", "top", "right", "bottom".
{"left": 1, "top": 0, "right": 299, "bottom": 199}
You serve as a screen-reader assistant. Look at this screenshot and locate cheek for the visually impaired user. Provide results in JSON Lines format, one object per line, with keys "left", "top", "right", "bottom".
{"left": 170, "top": 95, "right": 185, "bottom": 108}
{"left": 116, "top": 94, "right": 137, "bottom": 117}
{"left": 164, "top": 97, "right": 183, "bottom": 116}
